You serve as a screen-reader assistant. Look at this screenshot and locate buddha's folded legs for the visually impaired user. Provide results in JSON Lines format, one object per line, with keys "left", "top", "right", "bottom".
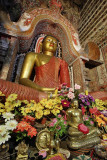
{"left": 0, "top": 79, "right": 48, "bottom": 102}
{"left": 68, "top": 125, "right": 102, "bottom": 137}
{"left": 67, "top": 136, "right": 101, "bottom": 149}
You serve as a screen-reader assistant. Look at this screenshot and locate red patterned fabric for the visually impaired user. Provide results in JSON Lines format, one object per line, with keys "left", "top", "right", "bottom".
{"left": 0, "top": 79, "right": 48, "bottom": 102}
{"left": 34, "top": 57, "right": 70, "bottom": 88}
{"left": 89, "top": 91, "right": 107, "bottom": 100}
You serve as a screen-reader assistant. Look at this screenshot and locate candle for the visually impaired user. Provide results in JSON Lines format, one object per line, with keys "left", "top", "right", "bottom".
{"left": 85, "top": 90, "right": 88, "bottom": 95}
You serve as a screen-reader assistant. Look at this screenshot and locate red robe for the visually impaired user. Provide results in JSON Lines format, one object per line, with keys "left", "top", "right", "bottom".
{"left": 34, "top": 56, "right": 70, "bottom": 88}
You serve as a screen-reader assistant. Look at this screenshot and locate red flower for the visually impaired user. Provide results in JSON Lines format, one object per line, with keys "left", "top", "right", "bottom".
{"left": 16, "top": 121, "right": 31, "bottom": 132}
{"left": 78, "top": 123, "right": 89, "bottom": 134}
{"left": 89, "top": 107, "right": 98, "bottom": 115}
{"left": 81, "top": 106, "right": 86, "bottom": 115}
{"left": 61, "top": 99, "right": 70, "bottom": 107}
{"left": 27, "top": 127, "right": 37, "bottom": 138}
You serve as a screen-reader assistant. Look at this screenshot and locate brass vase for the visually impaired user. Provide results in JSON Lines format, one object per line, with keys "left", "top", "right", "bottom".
{"left": 49, "top": 131, "right": 56, "bottom": 155}
{"left": 49, "top": 131, "right": 60, "bottom": 155}
{"left": 55, "top": 136, "right": 60, "bottom": 152}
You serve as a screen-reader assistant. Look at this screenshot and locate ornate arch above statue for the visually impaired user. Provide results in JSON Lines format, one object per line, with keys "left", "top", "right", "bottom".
{"left": 4, "top": 8, "right": 82, "bottom": 64}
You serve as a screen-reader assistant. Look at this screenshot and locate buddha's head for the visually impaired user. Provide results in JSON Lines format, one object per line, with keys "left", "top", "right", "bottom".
{"left": 42, "top": 35, "right": 58, "bottom": 56}
{"left": 72, "top": 100, "right": 78, "bottom": 109}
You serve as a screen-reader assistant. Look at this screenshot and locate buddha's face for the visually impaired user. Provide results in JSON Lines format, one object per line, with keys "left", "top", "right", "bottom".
{"left": 42, "top": 36, "right": 57, "bottom": 53}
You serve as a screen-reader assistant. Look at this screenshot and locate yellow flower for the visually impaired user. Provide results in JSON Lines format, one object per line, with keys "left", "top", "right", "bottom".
{"left": 0, "top": 108, "right": 5, "bottom": 113}
{"left": 6, "top": 94, "right": 17, "bottom": 102}
{"left": 55, "top": 97, "right": 61, "bottom": 103}
{"left": 35, "top": 110, "right": 43, "bottom": 119}
{"left": 51, "top": 108, "right": 60, "bottom": 115}
{"left": 0, "top": 91, "right": 5, "bottom": 96}
{"left": 30, "top": 100, "right": 36, "bottom": 104}
{"left": 44, "top": 109, "right": 50, "bottom": 116}
{"left": 40, "top": 98, "right": 47, "bottom": 106}
{"left": 0, "top": 103, "right": 4, "bottom": 108}
{"left": 26, "top": 103, "right": 33, "bottom": 108}
{"left": 35, "top": 103, "right": 44, "bottom": 111}
{"left": 54, "top": 104, "right": 63, "bottom": 110}
{"left": 21, "top": 100, "right": 29, "bottom": 104}
{"left": 30, "top": 106, "right": 36, "bottom": 112}
{"left": 5, "top": 102, "right": 14, "bottom": 112}
{"left": 21, "top": 107, "right": 27, "bottom": 116}
{"left": 25, "top": 108, "right": 31, "bottom": 113}
{"left": 13, "top": 100, "right": 21, "bottom": 107}
{"left": 45, "top": 100, "right": 53, "bottom": 109}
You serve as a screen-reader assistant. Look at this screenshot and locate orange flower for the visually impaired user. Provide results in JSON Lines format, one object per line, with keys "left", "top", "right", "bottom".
{"left": 95, "top": 116, "right": 106, "bottom": 127}
{"left": 16, "top": 121, "right": 31, "bottom": 132}
{"left": 27, "top": 127, "right": 37, "bottom": 138}
{"left": 22, "top": 116, "right": 35, "bottom": 125}
{"left": 99, "top": 114, "right": 107, "bottom": 122}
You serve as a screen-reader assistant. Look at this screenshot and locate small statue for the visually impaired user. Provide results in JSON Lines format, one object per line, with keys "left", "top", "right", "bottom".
{"left": 0, "top": 144, "right": 10, "bottom": 160}
{"left": 66, "top": 100, "right": 101, "bottom": 149}
{"left": 16, "top": 141, "right": 29, "bottom": 160}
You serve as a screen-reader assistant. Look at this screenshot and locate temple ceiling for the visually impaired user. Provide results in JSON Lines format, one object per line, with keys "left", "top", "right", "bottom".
{"left": 0, "top": 0, "right": 106, "bottom": 48}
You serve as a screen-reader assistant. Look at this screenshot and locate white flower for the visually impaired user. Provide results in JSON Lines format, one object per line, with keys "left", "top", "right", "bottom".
{"left": 2, "top": 112, "right": 15, "bottom": 122}
{"left": 74, "top": 84, "right": 81, "bottom": 90}
{"left": 0, "top": 132, "right": 11, "bottom": 145}
{"left": 5, "top": 120, "right": 18, "bottom": 131}
{"left": 0, "top": 125, "right": 7, "bottom": 136}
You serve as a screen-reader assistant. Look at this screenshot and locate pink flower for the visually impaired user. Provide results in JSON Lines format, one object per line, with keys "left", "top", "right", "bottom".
{"left": 75, "top": 84, "right": 81, "bottom": 90}
{"left": 90, "top": 121, "right": 94, "bottom": 125}
{"left": 58, "top": 114, "right": 62, "bottom": 118}
{"left": 61, "top": 99, "right": 70, "bottom": 107}
{"left": 85, "top": 117, "right": 89, "bottom": 121}
{"left": 52, "top": 118, "right": 57, "bottom": 124}
{"left": 67, "top": 92, "right": 75, "bottom": 99}
{"left": 83, "top": 115, "right": 89, "bottom": 121}
{"left": 49, "top": 122, "right": 54, "bottom": 127}
{"left": 69, "top": 88, "right": 74, "bottom": 92}
{"left": 64, "top": 121, "right": 67, "bottom": 125}
{"left": 39, "top": 150, "right": 47, "bottom": 158}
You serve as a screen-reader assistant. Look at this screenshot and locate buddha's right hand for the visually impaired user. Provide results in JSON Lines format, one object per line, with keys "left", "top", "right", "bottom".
{"left": 19, "top": 78, "right": 56, "bottom": 92}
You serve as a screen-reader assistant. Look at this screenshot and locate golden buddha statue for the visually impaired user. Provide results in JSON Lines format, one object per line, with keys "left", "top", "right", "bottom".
{"left": 19, "top": 35, "right": 70, "bottom": 99}
{"left": 66, "top": 100, "right": 101, "bottom": 149}
{"left": 0, "top": 35, "right": 70, "bottom": 102}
